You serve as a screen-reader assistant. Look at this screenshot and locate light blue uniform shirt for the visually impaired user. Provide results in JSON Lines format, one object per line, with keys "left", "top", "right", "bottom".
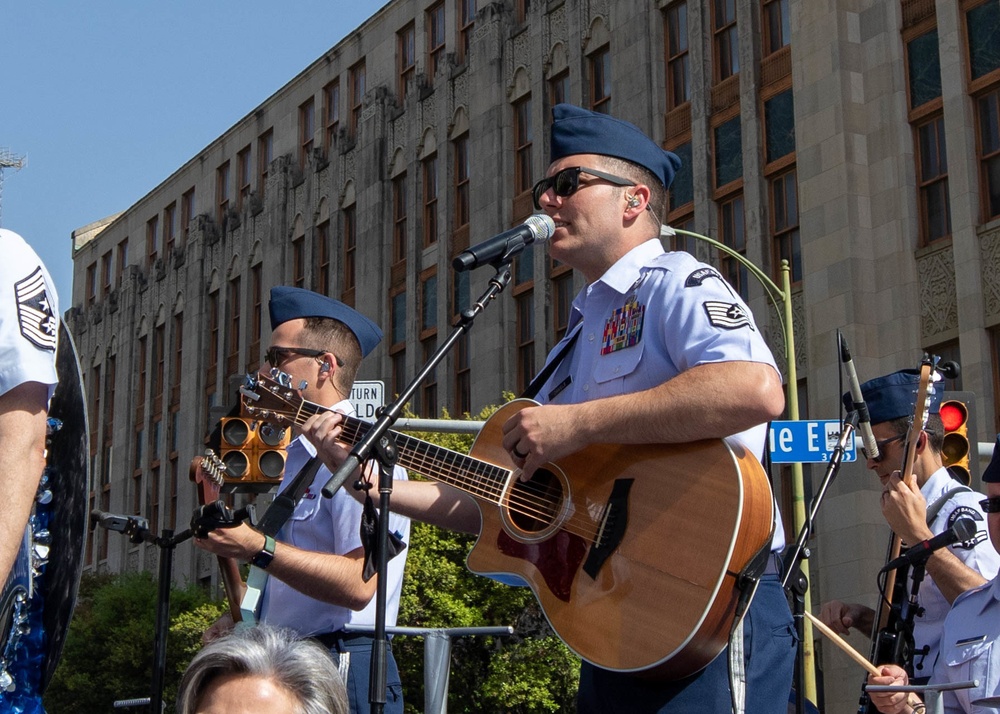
{"left": 535, "top": 239, "right": 786, "bottom": 550}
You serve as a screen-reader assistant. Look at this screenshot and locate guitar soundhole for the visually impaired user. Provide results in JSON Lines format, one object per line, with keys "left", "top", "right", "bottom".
{"left": 506, "top": 468, "right": 564, "bottom": 535}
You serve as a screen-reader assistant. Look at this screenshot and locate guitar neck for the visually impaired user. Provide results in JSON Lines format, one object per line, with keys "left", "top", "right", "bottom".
{"left": 294, "top": 400, "right": 510, "bottom": 506}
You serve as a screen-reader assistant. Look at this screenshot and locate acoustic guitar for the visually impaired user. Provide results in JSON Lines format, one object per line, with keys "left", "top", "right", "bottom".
{"left": 241, "top": 370, "right": 774, "bottom": 679}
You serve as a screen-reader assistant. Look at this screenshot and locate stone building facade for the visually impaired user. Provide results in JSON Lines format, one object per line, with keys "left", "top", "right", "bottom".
{"left": 67, "top": 0, "right": 1000, "bottom": 709}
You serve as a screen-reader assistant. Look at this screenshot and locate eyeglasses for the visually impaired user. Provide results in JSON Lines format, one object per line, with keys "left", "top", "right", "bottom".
{"left": 531, "top": 166, "right": 636, "bottom": 210}
{"left": 861, "top": 433, "right": 907, "bottom": 461}
{"left": 980, "top": 496, "right": 1000, "bottom": 513}
{"left": 264, "top": 346, "right": 327, "bottom": 368}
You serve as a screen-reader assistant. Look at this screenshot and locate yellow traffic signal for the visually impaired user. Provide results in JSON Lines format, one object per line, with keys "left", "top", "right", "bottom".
{"left": 940, "top": 393, "right": 974, "bottom": 485}
{"left": 219, "top": 417, "right": 290, "bottom": 493}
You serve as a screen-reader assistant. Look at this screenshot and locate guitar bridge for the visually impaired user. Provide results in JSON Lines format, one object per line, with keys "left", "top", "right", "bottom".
{"left": 582, "top": 478, "right": 633, "bottom": 579}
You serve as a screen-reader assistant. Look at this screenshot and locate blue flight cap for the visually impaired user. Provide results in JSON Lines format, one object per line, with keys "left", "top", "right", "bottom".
{"left": 842, "top": 369, "right": 942, "bottom": 425}
{"left": 268, "top": 286, "right": 383, "bottom": 357}
{"left": 983, "top": 435, "right": 1000, "bottom": 483}
{"left": 549, "top": 103, "right": 683, "bottom": 190}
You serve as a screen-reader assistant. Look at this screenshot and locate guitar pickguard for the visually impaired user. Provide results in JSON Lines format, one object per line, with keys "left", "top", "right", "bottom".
{"left": 497, "top": 528, "right": 588, "bottom": 602}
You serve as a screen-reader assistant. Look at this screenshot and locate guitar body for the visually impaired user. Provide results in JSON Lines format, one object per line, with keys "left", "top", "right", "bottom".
{"left": 463, "top": 400, "right": 774, "bottom": 679}
{"left": 240, "top": 375, "right": 776, "bottom": 680}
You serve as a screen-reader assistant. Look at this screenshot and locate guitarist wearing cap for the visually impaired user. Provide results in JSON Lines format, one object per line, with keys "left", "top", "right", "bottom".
{"left": 194, "top": 287, "right": 410, "bottom": 714}
{"left": 819, "top": 370, "right": 999, "bottom": 685}
{"left": 303, "top": 104, "right": 794, "bottom": 713}
{"left": 867, "top": 436, "right": 1000, "bottom": 713}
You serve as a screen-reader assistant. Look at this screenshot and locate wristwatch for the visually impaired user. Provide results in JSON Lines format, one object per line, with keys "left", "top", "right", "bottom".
{"left": 251, "top": 534, "right": 276, "bottom": 570}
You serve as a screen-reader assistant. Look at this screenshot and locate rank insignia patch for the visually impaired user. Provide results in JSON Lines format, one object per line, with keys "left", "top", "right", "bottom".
{"left": 601, "top": 297, "right": 645, "bottom": 355}
{"left": 15, "top": 268, "right": 57, "bottom": 351}
{"left": 703, "top": 301, "right": 754, "bottom": 331}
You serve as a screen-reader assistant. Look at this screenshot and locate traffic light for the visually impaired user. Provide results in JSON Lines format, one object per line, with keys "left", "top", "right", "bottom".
{"left": 940, "top": 391, "right": 976, "bottom": 485}
{"left": 218, "top": 417, "right": 291, "bottom": 493}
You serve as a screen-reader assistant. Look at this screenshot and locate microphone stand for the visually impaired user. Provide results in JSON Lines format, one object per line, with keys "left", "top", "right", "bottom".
{"left": 320, "top": 261, "right": 514, "bottom": 714}
{"left": 782, "top": 411, "right": 858, "bottom": 714}
{"left": 92, "top": 504, "right": 254, "bottom": 714}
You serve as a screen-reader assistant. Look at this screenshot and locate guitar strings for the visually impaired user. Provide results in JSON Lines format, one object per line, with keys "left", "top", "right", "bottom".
{"left": 264, "top": 392, "right": 608, "bottom": 542}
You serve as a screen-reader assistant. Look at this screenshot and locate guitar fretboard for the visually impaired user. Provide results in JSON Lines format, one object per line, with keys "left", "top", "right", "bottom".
{"left": 292, "top": 400, "right": 510, "bottom": 505}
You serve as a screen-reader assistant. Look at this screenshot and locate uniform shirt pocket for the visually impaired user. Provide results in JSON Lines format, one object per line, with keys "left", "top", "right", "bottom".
{"left": 593, "top": 341, "right": 643, "bottom": 392}
{"left": 942, "top": 638, "right": 996, "bottom": 705}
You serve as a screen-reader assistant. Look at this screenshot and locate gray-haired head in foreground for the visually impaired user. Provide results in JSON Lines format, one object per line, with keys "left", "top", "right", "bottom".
{"left": 176, "top": 625, "right": 348, "bottom": 714}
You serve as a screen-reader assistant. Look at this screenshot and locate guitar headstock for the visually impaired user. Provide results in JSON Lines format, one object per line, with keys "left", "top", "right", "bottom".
{"left": 189, "top": 449, "right": 228, "bottom": 505}
{"left": 240, "top": 370, "right": 305, "bottom": 429}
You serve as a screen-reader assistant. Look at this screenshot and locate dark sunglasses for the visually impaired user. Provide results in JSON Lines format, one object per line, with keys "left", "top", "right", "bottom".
{"left": 264, "top": 346, "right": 327, "bottom": 368}
{"left": 980, "top": 496, "right": 1000, "bottom": 513}
{"left": 531, "top": 166, "right": 636, "bottom": 210}
{"left": 860, "top": 433, "right": 906, "bottom": 461}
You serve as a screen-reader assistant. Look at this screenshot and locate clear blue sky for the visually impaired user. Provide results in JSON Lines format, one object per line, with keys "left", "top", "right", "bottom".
{"left": 1, "top": 1, "right": 389, "bottom": 308}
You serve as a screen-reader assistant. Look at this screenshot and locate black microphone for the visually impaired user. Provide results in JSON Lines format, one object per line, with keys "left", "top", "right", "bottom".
{"left": 840, "top": 332, "right": 880, "bottom": 461}
{"left": 452, "top": 214, "right": 555, "bottom": 271}
{"left": 879, "top": 519, "right": 977, "bottom": 573}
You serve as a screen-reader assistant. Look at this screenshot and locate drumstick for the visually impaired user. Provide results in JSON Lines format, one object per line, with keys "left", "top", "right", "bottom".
{"left": 805, "top": 612, "right": 924, "bottom": 709}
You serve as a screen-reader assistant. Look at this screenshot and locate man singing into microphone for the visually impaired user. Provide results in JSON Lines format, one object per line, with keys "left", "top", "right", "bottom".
{"left": 819, "top": 370, "right": 1000, "bottom": 681}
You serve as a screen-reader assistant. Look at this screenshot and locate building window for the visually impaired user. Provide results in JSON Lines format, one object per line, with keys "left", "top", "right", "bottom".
{"left": 249, "top": 265, "right": 261, "bottom": 371}
{"left": 551, "top": 260, "right": 574, "bottom": 342}
{"left": 342, "top": 205, "right": 357, "bottom": 303}
{"left": 163, "top": 202, "right": 176, "bottom": 258}
{"left": 454, "top": 133, "right": 470, "bottom": 228}
{"left": 324, "top": 80, "right": 340, "bottom": 153}
{"left": 966, "top": 0, "right": 1000, "bottom": 82}
{"left": 427, "top": 2, "right": 446, "bottom": 78}
{"left": 292, "top": 234, "right": 305, "bottom": 288}
{"left": 299, "top": 98, "right": 315, "bottom": 169}
{"left": 393, "top": 173, "right": 408, "bottom": 264}
{"left": 227, "top": 276, "right": 241, "bottom": 378}
{"left": 762, "top": 0, "right": 789, "bottom": 56}
{"left": 146, "top": 216, "right": 159, "bottom": 268}
{"left": 589, "top": 46, "right": 611, "bottom": 114}
{"left": 908, "top": 29, "right": 942, "bottom": 109}
{"left": 116, "top": 238, "right": 129, "bottom": 286}
{"left": 100, "top": 252, "right": 112, "bottom": 298}
{"left": 171, "top": 313, "right": 184, "bottom": 406}
{"left": 423, "top": 154, "right": 439, "bottom": 247}
{"left": 152, "top": 323, "right": 165, "bottom": 412}
{"left": 771, "top": 169, "right": 801, "bottom": 284}
{"left": 516, "top": 0, "right": 530, "bottom": 23}
{"left": 181, "top": 188, "right": 194, "bottom": 246}
{"left": 514, "top": 95, "right": 533, "bottom": 196}
{"left": 458, "top": 0, "right": 476, "bottom": 64}
{"left": 316, "top": 220, "right": 331, "bottom": 295}
{"left": 719, "top": 193, "right": 748, "bottom": 302}
{"left": 398, "top": 23, "right": 415, "bottom": 101}
{"left": 455, "top": 333, "right": 471, "bottom": 415}
{"left": 764, "top": 89, "right": 796, "bottom": 164}
{"left": 515, "top": 291, "right": 534, "bottom": 394}
{"left": 668, "top": 141, "right": 694, "bottom": 218}
{"left": 237, "top": 145, "right": 252, "bottom": 212}
{"left": 206, "top": 289, "right": 219, "bottom": 389}
{"left": 390, "top": 289, "right": 407, "bottom": 399}
{"left": 420, "top": 271, "right": 438, "bottom": 417}
{"left": 350, "top": 61, "right": 366, "bottom": 139}
{"left": 713, "top": 0, "right": 739, "bottom": 81}
{"left": 665, "top": 2, "right": 690, "bottom": 110}
{"left": 257, "top": 129, "right": 273, "bottom": 199}
{"left": 550, "top": 69, "right": 570, "bottom": 108}
{"left": 979, "top": 88, "right": 1000, "bottom": 221}
{"left": 216, "top": 161, "right": 231, "bottom": 230}
{"left": 916, "top": 116, "right": 951, "bottom": 244}
{"left": 85, "top": 263, "right": 96, "bottom": 307}
{"left": 714, "top": 115, "right": 743, "bottom": 189}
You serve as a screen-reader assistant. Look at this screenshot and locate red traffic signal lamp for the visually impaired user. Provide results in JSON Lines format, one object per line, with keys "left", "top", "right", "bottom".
{"left": 219, "top": 417, "right": 290, "bottom": 493}
{"left": 940, "top": 391, "right": 976, "bottom": 485}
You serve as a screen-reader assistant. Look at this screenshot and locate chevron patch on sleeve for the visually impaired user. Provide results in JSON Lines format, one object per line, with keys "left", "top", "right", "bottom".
{"left": 15, "top": 267, "right": 58, "bottom": 351}
{"left": 702, "top": 301, "right": 754, "bottom": 331}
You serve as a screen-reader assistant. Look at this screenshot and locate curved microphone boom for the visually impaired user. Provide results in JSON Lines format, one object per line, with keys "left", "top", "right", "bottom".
{"left": 840, "top": 332, "right": 880, "bottom": 461}
{"left": 452, "top": 214, "right": 556, "bottom": 271}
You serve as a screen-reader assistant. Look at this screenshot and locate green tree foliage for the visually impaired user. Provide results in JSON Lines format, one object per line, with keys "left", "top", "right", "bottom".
{"left": 393, "top": 402, "right": 580, "bottom": 713}
{"left": 43, "top": 571, "right": 226, "bottom": 713}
